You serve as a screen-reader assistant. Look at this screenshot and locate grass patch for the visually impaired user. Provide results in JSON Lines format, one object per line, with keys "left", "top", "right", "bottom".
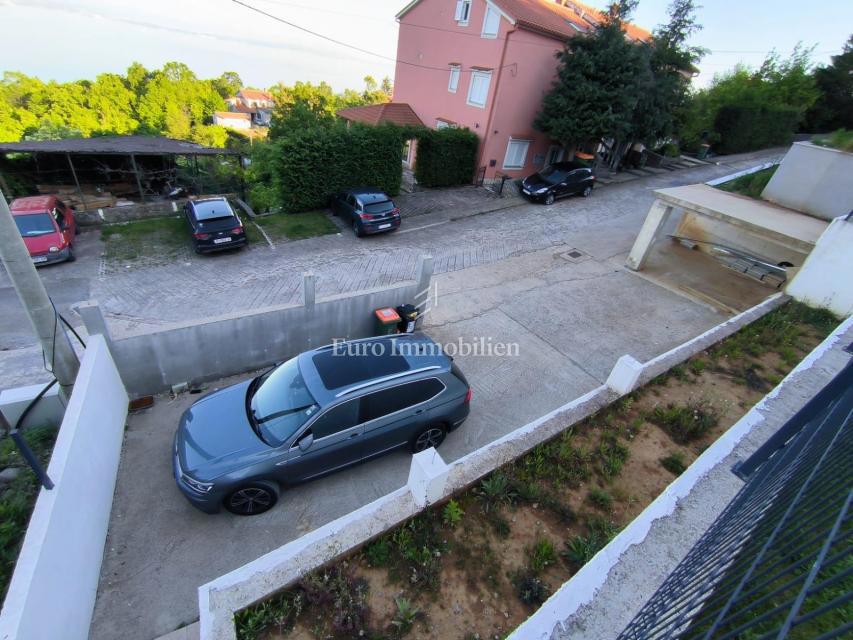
{"left": 0, "top": 426, "right": 57, "bottom": 600}
{"left": 586, "top": 487, "right": 614, "bottom": 511}
{"left": 100, "top": 216, "right": 188, "bottom": 262}
{"left": 660, "top": 452, "right": 687, "bottom": 476}
{"left": 254, "top": 210, "right": 338, "bottom": 242}
{"left": 526, "top": 537, "right": 558, "bottom": 574}
{"left": 715, "top": 166, "right": 777, "bottom": 199}
{"left": 649, "top": 399, "right": 720, "bottom": 444}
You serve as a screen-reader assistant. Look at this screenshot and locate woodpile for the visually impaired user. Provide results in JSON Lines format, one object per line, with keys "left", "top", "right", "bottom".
{"left": 36, "top": 183, "right": 132, "bottom": 211}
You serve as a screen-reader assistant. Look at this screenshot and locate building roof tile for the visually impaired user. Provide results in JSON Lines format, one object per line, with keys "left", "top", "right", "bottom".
{"left": 336, "top": 102, "right": 425, "bottom": 127}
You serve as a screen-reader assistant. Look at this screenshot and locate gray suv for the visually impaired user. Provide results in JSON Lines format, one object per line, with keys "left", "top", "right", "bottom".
{"left": 173, "top": 334, "right": 471, "bottom": 515}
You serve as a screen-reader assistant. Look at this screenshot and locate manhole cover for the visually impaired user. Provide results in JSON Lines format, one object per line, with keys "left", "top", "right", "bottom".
{"left": 567, "top": 250, "right": 583, "bottom": 259}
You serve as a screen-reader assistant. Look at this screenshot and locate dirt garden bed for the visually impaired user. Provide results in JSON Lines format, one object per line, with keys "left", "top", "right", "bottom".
{"left": 235, "top": 301, "right": 838, "bottom": 640}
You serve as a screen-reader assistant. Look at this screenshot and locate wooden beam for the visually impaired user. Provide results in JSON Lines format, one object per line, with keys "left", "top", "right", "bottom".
{"left": 130, "top": 153, "right": 145, "bottom": 203}
{"left": 65, "top": 153, "right": 88, "bottom": 211}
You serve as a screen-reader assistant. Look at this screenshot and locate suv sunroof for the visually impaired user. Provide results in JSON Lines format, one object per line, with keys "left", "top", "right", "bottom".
{"left": 312, "top": 346, "right": 410, "bottom": 390}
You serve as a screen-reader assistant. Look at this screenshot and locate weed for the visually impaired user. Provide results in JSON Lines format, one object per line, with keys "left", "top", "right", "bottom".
{"left": 511, "top": 478, "right": 542, "bottom": 503}
{"left": 299, "top": 566, "right": 371, "bottom": 636}
{"left": 391, "top": 597, "right": 421, "bottom": 635}
{"left": 563, "top": 519, "right": 619, "bottom": 570}
{"left": 556, "top": 443, "right": 593, "bottom": 487}
{"left": 586, "top": 487, "right": 613, "bottom": 511}
{"left": 649, "top": 399, "right": 720, "bottom": 444}
{"left": 715, "top": 166, "right": 777, "bottom": 199}
{"left": 512, "top": 571, "right": 550, "bottom": 605}
{"left": 527, "top": 537, "right": 558, "bottom": 573}
{"left": 487, "top": 512, "right": 512, "bottom": 538}
{"left": 442, "top": 499, "right": 464, "bottom": 528}
{"left": 614, "top": 394, "right": 636, "bottom": 416}
{"left": 365, "top": 537, "right": 392, "bottom": 567}
{"left": 779, "top": 346, "right": 800, "bottom": 366}
{"left": 539, "top": 491, "right": 576, "bottom": 525}
{"left": 660, "top": 452, "right": 687, "bottom": 476}
{"left": 671, "top": 364, "right": 688, "bottom": 382}
{"left": 689, "top": 359, "right": 707, "bottom": 375}
{"left": 476, "top": 472, "right": 517, "bottom": 512}
{"left": 597, "top": 434, "right": 630, "bottom": 481}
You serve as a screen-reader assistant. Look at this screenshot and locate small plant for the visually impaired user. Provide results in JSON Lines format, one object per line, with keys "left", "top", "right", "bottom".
{"left": 391, "top": 597, "right": 421, "bottom": 634}
{"left": 597, "top": 434, "right": 630, "bottom": 480}
{"left": 660, "top": 452, "right": 687, "bottom": 476}
{"left": 540, "top": 491, "right": 576, "bottom": 524}
{"left": 649, "top": 399, "right": 720, "bottom": 444}
{"left": 689, "top": 358, "right": 707, "bottom": 375}
{"left": 476, "top": 472, "right": 517, "bottom": 512}
{"left": 614, "top": 394, "right": 636, "bottom": 415}
{"left": 562, "top": 519, "right": 619, "bottom": 570}
{"left": 511, "top": 478, "right": 542, "bottom": 503}
{"left": 365, "top": 537, "right": 392, "bottom": 567}
{"left": 488, "top": 512, "right": 512, "bottom": 538}
{"left": 586, "top": 487, "right": 613, "bottom": 511}
{"left": 670, "top": 364, "right": 689, "bottom": 381}
{"left": 512, "top": 571, "right": 550, "bottom": 605}
{"left": 527, "top": 537, "right": 558, "bottom": 573}
{"left": 442, "top": 499, "right": 464, "bottom": 527}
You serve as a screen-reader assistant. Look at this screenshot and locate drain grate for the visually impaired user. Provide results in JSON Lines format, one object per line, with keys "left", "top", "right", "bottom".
{"left": 560, "top": 248, "right": 591, "bottom": 263}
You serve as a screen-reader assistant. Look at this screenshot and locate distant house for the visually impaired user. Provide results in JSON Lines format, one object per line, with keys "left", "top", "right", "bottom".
{"left": 213, "top": 111, "right": 252, "bottom": 131}
{"left": 393, "top": 0, "right": 651, "bottom": 179}
{"left": 224, "top": 89, "right": 274, "bottom": 127}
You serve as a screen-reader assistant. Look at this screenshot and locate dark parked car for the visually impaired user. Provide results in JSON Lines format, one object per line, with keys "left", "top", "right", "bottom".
{"left": 184, "top": 198, "right": 247, "bottom": 253}
{"left": 173, "top": 334, "right": 471, "bottom": 515}
{"left": 330, "top": 188, "right": 401, "bottom": 237}
{"left": 520, "top": 161, "right": 595, "bottom": 205}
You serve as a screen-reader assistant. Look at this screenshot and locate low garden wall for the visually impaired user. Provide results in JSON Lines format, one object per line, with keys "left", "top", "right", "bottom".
{"left": 75, "top": 193, "right": 237, "bottom": 227}
{"left": 75, "top": 257, "right": 434, "bottom": 398}
{"left": 195, "top": 293, "right": 787, "bottom": 640}
{"left": 0, "top": 335, "right": 128, "bottom": 640}
{"left": 0, "top": 381, "right": 65, "bottom": 430}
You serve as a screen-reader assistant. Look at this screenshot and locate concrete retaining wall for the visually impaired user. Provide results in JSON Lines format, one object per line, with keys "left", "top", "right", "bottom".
{"left": 194, "top": 294, "right": 786, "bottom": 640}
{"left": 786, "top": 217, "right": 853, "bottom": 317}
{"left": 76, "top": 258, "right": 433, "bottom": 398}
{"left": 0, "top": 382, "right": 65, "bottom": 430}
{"left": 762, "top": 142, "right": 853, "bottom": 220}
{"left": 0, "top": 335, "right": 128, "bottom": 640}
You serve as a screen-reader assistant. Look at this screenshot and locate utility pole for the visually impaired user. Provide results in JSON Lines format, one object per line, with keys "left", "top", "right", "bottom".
{"left": 0, "top": 190, "right": 79, "bottom": 400}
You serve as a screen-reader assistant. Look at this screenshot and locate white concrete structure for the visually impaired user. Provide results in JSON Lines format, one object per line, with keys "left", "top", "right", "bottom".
{"left": 786, "top": 216, "right": 853, "bottom": 317}
{"left": 0, "top": 336, "right": 128, "bottom": 640}
{"left": 195, "top": 294, "right": 786, "bottom": 640}
{"left": 606, "top": 355, "right": 644, "bottom": 395}
{"left": 762, "top": 142, "right": 853, "bottom": 221}
{"left": 212, "top": 112, "right": 251, "bottom": 131}
{"left": 0, "top": 382, "right": 65, "bottom": 430}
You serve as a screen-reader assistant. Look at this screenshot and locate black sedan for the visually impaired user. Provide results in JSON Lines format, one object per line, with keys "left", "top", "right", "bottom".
{"left": 184, "top": 198, "right": 248, "bottom": 253}
{"left": 520, "top": 161, "right": 595, "bottom": 205}
{"left": 330, "top": 188, "right": 401, "bottom": 237}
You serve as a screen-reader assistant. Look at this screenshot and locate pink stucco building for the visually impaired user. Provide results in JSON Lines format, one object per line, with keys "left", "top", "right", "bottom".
{"left": 392, "top": 0, "right": 650, "bottom": 179}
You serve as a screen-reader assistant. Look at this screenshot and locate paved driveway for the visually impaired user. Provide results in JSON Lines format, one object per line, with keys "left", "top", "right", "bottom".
{"left": 88, "top": 151, "right": 784, "bottom": 639}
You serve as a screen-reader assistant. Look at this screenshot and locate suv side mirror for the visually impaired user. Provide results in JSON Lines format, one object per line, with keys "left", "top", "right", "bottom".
{"left": 297, "top": 432, "right": 314, "bottom": 452}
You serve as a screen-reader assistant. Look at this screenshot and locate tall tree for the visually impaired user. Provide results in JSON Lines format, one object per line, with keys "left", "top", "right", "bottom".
{"left": 805, "top": 36, "right": 853, "bottom": 131}
{"left": 534, "top": 2, "right": 645, "bottom": 154}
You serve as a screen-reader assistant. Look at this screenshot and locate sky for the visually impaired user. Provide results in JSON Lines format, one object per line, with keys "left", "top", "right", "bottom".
{"left": 0, "top": 0, "right": 850, "bottom": 91}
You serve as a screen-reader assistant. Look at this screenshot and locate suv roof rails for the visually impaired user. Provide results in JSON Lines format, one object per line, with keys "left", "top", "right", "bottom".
{"left": 334, "top": 365, "right": 441, "bottom": 398}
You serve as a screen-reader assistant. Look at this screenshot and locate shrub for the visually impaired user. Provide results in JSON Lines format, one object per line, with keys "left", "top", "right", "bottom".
{"left": 813, "top": 128, "right": 853, "bottom": 153}
{"left": 414, "top": 127, "right": 480, "bottom": 187}
{"left": 512, "top": 571, "right": 550, "bottom": 605}
{"left": 660, "top": 452, "right": 687, "bottom": 476}
{"left": 713, "top": 104, "right": 800, "bottom": 154}
{"left": 365, "top": 537, "right": 392, "bottom": 567}
{"left": 267, "top": 123, "right": 404, "bottom": 212}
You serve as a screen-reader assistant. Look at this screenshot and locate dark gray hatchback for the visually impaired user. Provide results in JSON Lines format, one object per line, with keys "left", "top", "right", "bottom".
{"left": 173, "top": 334, "right": 471, "bottom": 515}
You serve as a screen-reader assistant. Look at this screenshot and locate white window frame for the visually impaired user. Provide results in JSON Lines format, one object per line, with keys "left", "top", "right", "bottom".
{"left": 503, "top": 138, "right": 531, "bottom": 170}
{"left": 435, "top": 119, "right": 456, "bottom": 130}
{"left": 447, "top": 64, "right": 461, "bottom": 93}
{"left": 481, "top": 3, "right": 501, "bottom": 38}
{"left": 454, "top": 0, "right": 471, "bottom": 26}
{"left": 466, "top": 69, "right": 492, "bottom": 109}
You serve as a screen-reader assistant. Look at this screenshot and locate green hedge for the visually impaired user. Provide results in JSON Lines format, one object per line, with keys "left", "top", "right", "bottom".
{"left": 268, "top": 123, "right": 403, "bottom": 212}
{"left": 414, "top": 128, "right": 480, "bottom": 188}
{"left": 713, "top": 105, "right": 800, "bottom": 154}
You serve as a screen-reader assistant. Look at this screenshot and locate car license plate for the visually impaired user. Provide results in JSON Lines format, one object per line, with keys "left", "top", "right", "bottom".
{"left": 213, "top": 237, "right": 232, "bottom": 244}
{"left": 378, "top": 223, "right": 391, "bottom": 230}
{"left": 32, "top": 256, "right": 48, "bottom": 263}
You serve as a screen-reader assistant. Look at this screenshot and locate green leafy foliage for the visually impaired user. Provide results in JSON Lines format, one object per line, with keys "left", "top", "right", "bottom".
{"left": 562, "top": 518, "right": 620, "bottom": 570}
{"left": 391, "top": 597, "right": 420, "bottom": 634}
{"left": 714, "top": 104, "right": 801, "bottom": 154}
{"left": 442, "top": 499, "right": 464, "bottom": 527}
{"left": 475, "top": 472, "right": 517, "bottom": 512}
{"left": 716, "top": 166, "right": 778, "bottom": 199}
{"left": 512, "top": 571, "right": 550, "bottom": 606}
{"left": 586, "top": 487, "right": 614, "bottom": 511}
{"left": 267, "top": 123, "right": 403, "bottom": 212}
{"left": 414, "top": 127, "right": 479, "bottom": 188}
{"left": 649, "top": 399, "right": 720, "bottom": 444}
{"left": 660, "top": 452, "right": 687, "bottom": 476}
{"left": 813, "top": 128, "right": 853, "bottom": 153}
{"left": 805, "top": 36, "right": 853, "bottom": 132}
{"left": 527, "top": 537, "right": 558, "bottom": 574}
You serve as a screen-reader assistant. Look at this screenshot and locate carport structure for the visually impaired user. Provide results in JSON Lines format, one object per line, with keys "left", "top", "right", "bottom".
{"left": 626, "top": 184, "right": 828, "bottom": 273}
{"left": 0, "top": 135, "right": 242, "bottom": 209}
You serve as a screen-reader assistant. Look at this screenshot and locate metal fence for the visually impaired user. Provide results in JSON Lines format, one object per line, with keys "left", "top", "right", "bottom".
{"left": 618, "top": 360, "right": 853, "bottom": 640}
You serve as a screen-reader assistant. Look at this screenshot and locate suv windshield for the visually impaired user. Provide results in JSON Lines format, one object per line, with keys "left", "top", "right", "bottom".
{"left": 15, "top": 213, "right": 56, "bottom": 237}
{"left": 248, "top": 358, "right": 319, "bottom": 446}
{"left": 364, "top": 200, "right": 395, "bottom": 214}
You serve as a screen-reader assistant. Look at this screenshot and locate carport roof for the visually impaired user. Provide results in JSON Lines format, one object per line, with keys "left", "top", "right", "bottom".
{"left": 0, "top": 135, "right": 238, "bottom": 156}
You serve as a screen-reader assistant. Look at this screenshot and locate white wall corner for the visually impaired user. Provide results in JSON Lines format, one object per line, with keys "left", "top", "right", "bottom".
{"left": 407, "top": 448, "right": 449, "bottom": 507}
{"left": 606, "top": 355, "right": 644, "bottom": 395}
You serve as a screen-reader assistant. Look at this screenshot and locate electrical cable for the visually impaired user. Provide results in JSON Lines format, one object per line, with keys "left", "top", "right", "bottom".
{"left": 57, "top": 313, "right": 86, "bottom": 349}
{"left": 13, "top": 378, "right": 58, "bottom": 431}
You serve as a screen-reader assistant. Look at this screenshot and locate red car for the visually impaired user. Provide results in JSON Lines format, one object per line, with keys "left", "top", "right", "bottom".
{"left": 10, "top": 195, "right": 78, "bottom": 265}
